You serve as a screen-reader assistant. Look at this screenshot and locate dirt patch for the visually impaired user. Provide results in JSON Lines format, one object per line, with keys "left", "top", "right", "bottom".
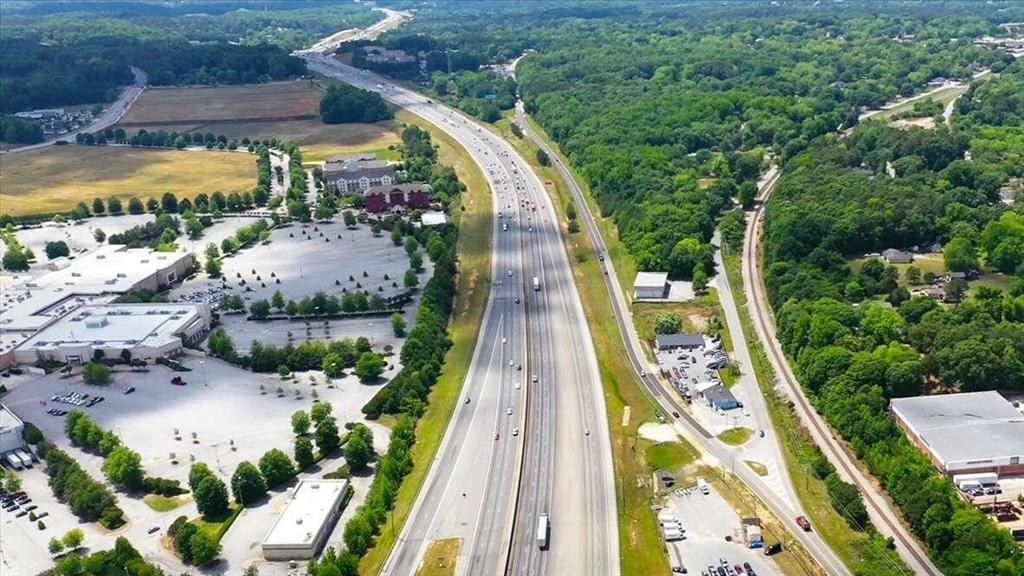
{"left": 119, "top": 81, "right": 323, "bottom": 125}
{"left": 686, "top": 313, "right": 710, "bottom": 330}
{"left": 890, "top": 116, "right": 936, "bottom": 130}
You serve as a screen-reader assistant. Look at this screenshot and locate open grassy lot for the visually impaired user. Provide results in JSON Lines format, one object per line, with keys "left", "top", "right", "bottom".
{"left": 644, "top": 440, "right": 700, "bottom": 475}
{"left": 143, "top": 494, "right": 188, "bottom": 512}
{"left": 416, "top": 538, "right": 461, "bottom": 576}
{"left": 717, "top": 426, "right": 753, "bottom": 446}
{"left": 359, "top": 108, "right": 493, "bottom": 575}
{"left": 0, "top": 145, "right": 255, "bottom": 216}
{"left": 119, "top": 81, "right": 321, "bottom": 125}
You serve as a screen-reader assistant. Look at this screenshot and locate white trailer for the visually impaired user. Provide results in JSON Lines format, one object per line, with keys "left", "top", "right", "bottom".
{"left": 4, "top": 453, "right": 23, "bottom": 470}
{"left": 537, "top": 513, "right": 550, "bottom": 549}
{"left": 954, "top": 472, "right": 998, "bottom": 489}
{"left": 664, "top": 528, "right": 685, "bottom": 541}
{"left": 14, "top": 450, "right": 33, "bottom": 468}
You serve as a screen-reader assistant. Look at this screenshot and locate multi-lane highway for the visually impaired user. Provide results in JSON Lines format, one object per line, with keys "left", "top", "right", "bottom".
{"left": 300, "top": 54, "right": 617, "bottom": 576}
{"left": 515, "top": 104, "right": 852, "bottom": 576}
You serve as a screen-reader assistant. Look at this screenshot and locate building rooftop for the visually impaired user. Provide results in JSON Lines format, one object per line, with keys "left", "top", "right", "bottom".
{"left": 703, "top": 383, "right": 737, "bottom": 406}
{"left": 420, "top": 211, "right": 447, "bottom": 226}
{"left": 891, "top": 392, "right": 1024, "bottom": 467}
{"left": 0, "top": 404, "right": 23, "bottom": 430}
{"left": 365, "top": 183, "right": 431, "bottom": 195}
{"left": 0, "top": 246, "right": 192, "bottom": 353}
{"left": 656, "top": 333, "right": 705, "bottom": 349}
{"left": 323, "top": 154, "right": 394, "bottom": 175}
{"left": 634, "top": 271, "right": 669, "bottom": 289}
{"left": 17, "top": 303, "right": 207, "bottom": 352}
{"left": 263, "top": 479, "right": 349, "bottom": 547}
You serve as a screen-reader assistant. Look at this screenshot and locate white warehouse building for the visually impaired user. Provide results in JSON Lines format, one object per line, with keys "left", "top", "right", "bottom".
{"left": 262, "top": 479, "right": 350, "bottom": 560}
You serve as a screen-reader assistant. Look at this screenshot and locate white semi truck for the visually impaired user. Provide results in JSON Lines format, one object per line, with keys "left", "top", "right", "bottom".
{"left": 533, "top": 276, "right": 540, "bottom": 291}
{"left": 537, "top": 513, "right": 550, "bottom": 549}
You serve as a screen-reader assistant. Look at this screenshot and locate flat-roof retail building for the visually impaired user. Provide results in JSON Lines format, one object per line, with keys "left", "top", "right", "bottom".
{"left": 1, "top": 245, "right": 193, "bottom": 365}
{"left": 13, "top": 303, "right": 210, "bottom": 366}
{"left": 262, "top": 479, "right": 350, "bottom": 560}
{"left": 0, "top": 404, "right": 26, "bottom": 454}
{"left": 891, "top": 391, "right": 1024, "bottom": 476}
{"left": 634, "top": 271, "right": 669, "bottom": 300}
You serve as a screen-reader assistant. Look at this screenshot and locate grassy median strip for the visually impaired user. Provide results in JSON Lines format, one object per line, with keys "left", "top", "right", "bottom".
{"left": 416, "top": 538, "right": 462, "bottom": 576}
{"left": 721, "top": 253, "right": 909, "bottom": 575}
{"left": 497, "top": 116, "right": 670, "bottom": 574}
{"left": 358, "top": 110, "right": 493, "bottom": 575}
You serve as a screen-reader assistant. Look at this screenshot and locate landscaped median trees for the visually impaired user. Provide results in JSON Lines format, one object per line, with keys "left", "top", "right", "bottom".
{"left": 65, "top": 410, "right": 185, "bottom": 496}
{"left": 230, "top": 461, "right": 268, "bottom": 506}
{"left": 258, "top": 448, "right": 296, "bottom": 488}
{"left": 189, "top": 462, "right": 230, "bottom": 519}
{"left": 42, "top": 445, "right": 125, "bottom": 528}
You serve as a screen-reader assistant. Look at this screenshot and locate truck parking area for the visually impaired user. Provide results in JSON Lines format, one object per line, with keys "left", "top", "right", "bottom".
{"left": 661, "top": 482, "right": 782, "bottom": 576}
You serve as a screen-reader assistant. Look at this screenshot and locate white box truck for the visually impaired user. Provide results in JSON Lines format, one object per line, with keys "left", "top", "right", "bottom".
{"left": 5, "top": 453, "right": 23, "bottom": 470}
{"left": 14, "top": 450, "right": 33, "bottom": 468}
{"left": 954, "top": 472, "right": 998, "bottom": 490}
{"left": 533, "top": 277, "right": 540, "bottom": 291}
{"left": 697, "top": 478, "right": 710, "bottom": 495}
{"left": 537, "top": 513, "right": 550, "bottom": 549}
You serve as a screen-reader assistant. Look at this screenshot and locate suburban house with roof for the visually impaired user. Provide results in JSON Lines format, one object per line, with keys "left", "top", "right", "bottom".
{"left": 364, "top": 184, "right": 431, "bottom": 213}
{"left": 322, "top": 154, "right": 396, "bottom": 194}
{"left": 883, "top": 248, "right": 914, "bottom": 264}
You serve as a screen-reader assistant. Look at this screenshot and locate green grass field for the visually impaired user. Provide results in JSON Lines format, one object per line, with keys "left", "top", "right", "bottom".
{"left": 143, "top": 494, "right": 187, "bottom": 512}
{"left": 717, "top": 427, "right": 753, "bottom": 446}
{"left": 416, "top": 538, "right": 461, "bottom": 576}
{"left": 645, "top": 441, "right": 699, "bottom": 475}
{"left": 0, "top": 145, "right": 255, "bottom": 216}
{"left": 359, "top": 109, "right": 493, "bottom": 576}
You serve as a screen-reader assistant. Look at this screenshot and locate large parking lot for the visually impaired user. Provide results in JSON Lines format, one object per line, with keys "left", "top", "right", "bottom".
{"left": 173, "top": 218, "right": 427, "bottom": 305}
{"left": 662, "top": 483, "right": 782, "bottom": 576}
{"left": 655, "top": 341, "right": 758, "bottom": 437}
{"left": 2, "top": 357, "right": 392, "bottom": 486}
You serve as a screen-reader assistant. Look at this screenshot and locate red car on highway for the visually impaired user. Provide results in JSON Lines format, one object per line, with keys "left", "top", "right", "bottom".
{"left": 795, "top": 515, "right": 811, "bottom": 531}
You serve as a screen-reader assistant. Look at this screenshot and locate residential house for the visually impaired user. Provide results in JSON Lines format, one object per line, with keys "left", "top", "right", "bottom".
{"left": 882, "top": 248, "right": 914, "bottom": 264}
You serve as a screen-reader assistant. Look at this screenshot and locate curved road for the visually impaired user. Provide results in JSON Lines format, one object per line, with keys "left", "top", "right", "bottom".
{"left": 743, "top": 173, "right": 940, "bottom": 576}
{"left": 3, "top": 66, "right": 148, "bottom": 155}
{"left": 301, "top": 55, "right": 618, "bottom": 576}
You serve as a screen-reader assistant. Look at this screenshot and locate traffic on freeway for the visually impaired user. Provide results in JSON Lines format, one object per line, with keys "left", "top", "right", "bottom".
{"left": 514, "top": 103, "right": 854, "bottom": 576}
{"left": 301, "top": 53, "right": 618, "bottom": 576}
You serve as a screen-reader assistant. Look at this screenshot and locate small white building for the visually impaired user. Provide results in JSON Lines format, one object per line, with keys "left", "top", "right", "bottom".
{"left": 634, "top": 271, "right": 669, "bottom": 300}
{"left": 262, "top": 479, "right": 350, "bottom": 561}
{"left": 0, "top": 404, "right": 26, "bottom": 454}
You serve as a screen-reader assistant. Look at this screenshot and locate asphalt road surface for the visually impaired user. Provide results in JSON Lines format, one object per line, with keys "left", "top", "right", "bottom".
{"left": 744, "top": 170, "right": 939, "bottom": 576}
{"left": 301, "top": 55, "right": 618, "bottom": 576}
{"left": 515, "top": 104, "right": 853, "bottom": 576}
{"left": 3, "top": 66, "right": 148, "bottom": 155}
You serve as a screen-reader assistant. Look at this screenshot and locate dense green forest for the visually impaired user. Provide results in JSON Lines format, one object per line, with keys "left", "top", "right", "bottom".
{"left": 363, "top": 2, "right": 1024, "bottom": 574}
{"left": 0, "top": 7, "right": 318, "bottom": 114}
{"left": 763, "top": 60, "right": 1024, "bottom": 576}
{"left": 370, "top": 1, "right": 1020, "bottom": 281}
{"left": 0, "top": 1, "right": 377, "bottom": 49}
